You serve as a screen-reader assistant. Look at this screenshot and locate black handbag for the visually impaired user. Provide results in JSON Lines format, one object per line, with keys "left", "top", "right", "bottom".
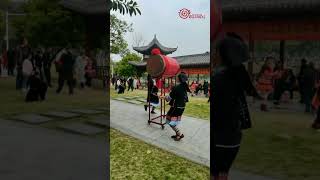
{"left": 238, "top": 92, "right": 252, "bottom": 130}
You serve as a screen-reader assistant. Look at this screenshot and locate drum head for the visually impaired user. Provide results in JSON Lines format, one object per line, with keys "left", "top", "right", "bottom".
{"left": 147, "top": 55, "right": 166, "bottom": 78}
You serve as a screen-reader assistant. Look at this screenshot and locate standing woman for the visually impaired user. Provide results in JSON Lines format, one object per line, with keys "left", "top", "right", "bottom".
{"left": 256, "top": 57, "right": 274, "bottom": 111}
{"left": 161, "top": 72, "right": 191, "bottom": 141}
{"left": 212, "top": 33, "right": 261, "bottom": 179}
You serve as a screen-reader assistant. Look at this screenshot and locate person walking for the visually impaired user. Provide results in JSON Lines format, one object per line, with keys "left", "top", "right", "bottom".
{"left": 298, "top": 59, "right": 308, "bottom": 104}
{"left": 160, "top": 72, "right": 191, "bottom": 141}
{"left": 212, "top": 33, "right": 262, "bottom": 180}
{"left": 56, "top": 47, "right": 75, "bottom": 95}
{"left": 302, "top": 62, "right": 316, "bottom": 113}
{"left": 22, "top": 53, "right": 34, "bottom": 92}
{"left": 42, "top": 48, "right": 53, "bottom": 87}
{"left": 256, "top": 57, "right": 274, "bottom": 111}
{"left": 16, "top": 38, "right": 31, "bottom": 90}
{"left": 74, "top": 52, "right": 87, "bottom": 89}
{"left": 84, "top": 58, "right": 96, "bottom": 87}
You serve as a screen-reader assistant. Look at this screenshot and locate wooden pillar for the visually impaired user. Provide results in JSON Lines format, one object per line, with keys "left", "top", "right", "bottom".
{"left": 248, "top": 39, "right": 254, "bottom": 79}
{"left": 280, "top": 40, "right": 285, "bottom": 68}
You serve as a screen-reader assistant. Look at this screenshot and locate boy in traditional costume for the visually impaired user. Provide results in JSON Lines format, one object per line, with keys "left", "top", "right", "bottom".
{"left": 161, "top": 72, "right": 191, "bottom": 141}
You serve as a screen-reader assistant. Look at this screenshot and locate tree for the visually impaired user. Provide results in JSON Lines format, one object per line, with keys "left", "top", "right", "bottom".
{"left": 12, "top": 0, "right": 86, "bottom": 47}
{"left": 109, "top": 0, "right": 141, "bottom": 16}
{"left": 110, "top": 14, "right": 133, "bottom": 55}
{"left": 114, "top": 52, "right": 141, "bottom": 77}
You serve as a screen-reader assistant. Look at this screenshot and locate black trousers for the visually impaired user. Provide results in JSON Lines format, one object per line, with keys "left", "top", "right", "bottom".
{"left": 128, "top": 84, "right": 134, "bottom": 91}
{"left": 56, "top": 77, "right": 74, "bottom": 94}
{"left": 44, "top": 68, "right": 51, "bottom": 85}
{"left": 212, "top": 146, "right": 240, "bottom": 176}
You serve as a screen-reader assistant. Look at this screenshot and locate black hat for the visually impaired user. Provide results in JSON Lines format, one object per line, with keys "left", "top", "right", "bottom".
{"left": 178, "top": 72, "right": 188, "bottom": 83}
{"left": 217, "top": 33, "right": 249, "bottom": 67}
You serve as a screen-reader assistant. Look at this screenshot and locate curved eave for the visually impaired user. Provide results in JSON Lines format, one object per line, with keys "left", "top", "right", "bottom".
{"left": 223, "top": 1, "right": 320, "bottom": 21}
{"left": 133, "top": 46, "right": 177, "bottom": 55}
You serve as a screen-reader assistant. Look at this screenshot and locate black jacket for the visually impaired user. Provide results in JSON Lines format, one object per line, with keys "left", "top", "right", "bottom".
{"left": 168, "top": 84, "right": 189, "bottom": 108}
{"left": 212, "top": 65, "right": 257, "bottom": 146}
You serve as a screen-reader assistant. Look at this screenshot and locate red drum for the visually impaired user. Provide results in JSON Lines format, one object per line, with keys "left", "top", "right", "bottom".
{"left": 147, "top": 55, "right": 180, "bottom": 78}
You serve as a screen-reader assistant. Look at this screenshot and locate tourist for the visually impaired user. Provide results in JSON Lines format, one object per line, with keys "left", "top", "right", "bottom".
{"left": 312, "top": 80, "right": 320, "bottom": 129}
{"left": 302, "top": 62, "right": 316, "bottom": 113}
{"left": 42, "top": 48, "right": 53, "bottom": 87}
{"left": 116, "top": 78, "right": 121, "bottom": 90}
{"left": 211, "top": 33, "right": 261, "bottom": 180}
{"left": 160, "top": 72, "right": 191, "bottom": 141}
{"left": 16, "top": 38, "right": 31, "bottom": 90}
{"left": 298, "top": 59, "right": 308, "bottom": 104}
{"left": 74, "top": 52, "right": 87, "bottom": 89}
{"left": 133, "top": 77, "right": 137, "bottom": 89}
{"left": 84, "top": 58, "right": 96, "bottom": 87}
{"left": 195, "top": 82, "right": 203, "bottom": 95}
{"left": 1, "top": 47, "right": 8, "bottom": 76}
{"left": 25, "top": 70, "right": 48, "bottom": 102}
{"left": 56, "top": 46, "right": 75, "bottom": 95}
{"left": 203, "top": 80, "right": 209, "bottom": 97}
{"left": 127, "top": 77, "right": 134, "bottom": 91}
{"left": 117, "top": 81, "right": 125, "bottom": 94}
{"left": 7, "top": 48, "right": 16, "bottom": 76}
{"left": 286, "top": 69, "right": 297, "bottom": 100}
{"left": 22, "top": 53, "right": 34, "bottom": 92}
{"left": 256, "top": 57, "right": 274, "bottom": 111}
{"left": 144, "top": 75, "right": 159, "bottom": 114}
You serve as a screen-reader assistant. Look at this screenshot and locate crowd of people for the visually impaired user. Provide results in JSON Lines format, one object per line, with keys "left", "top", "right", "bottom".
{"left": 0, "top": 38, "right": 98, "bottom": 102}
{"left": 111, "top": 76, "right": 142, "bottom": 94}
{"left": 255, "top": 56, "right": 320, "bottom": 115}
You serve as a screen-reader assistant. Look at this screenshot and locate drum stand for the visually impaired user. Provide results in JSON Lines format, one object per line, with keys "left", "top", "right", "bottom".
{"left": 147, "top": 76, "right": 176, "bottom": 129}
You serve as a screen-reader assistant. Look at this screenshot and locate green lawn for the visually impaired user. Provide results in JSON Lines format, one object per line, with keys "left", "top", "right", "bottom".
{"left": 235, "top": 111, "right": 320, "bottom": 180}
{"left": 110, "top": 88, "right": 210, "bottom": 120}
{"left": 110, "top": 129, "right": 209, "bottom": 179}
{"left": 0, "top": 77, "right": 107, "bottom": 117}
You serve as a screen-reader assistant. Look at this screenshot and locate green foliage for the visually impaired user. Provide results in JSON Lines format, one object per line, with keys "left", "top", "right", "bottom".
{"left": 110, "top": 14, "right": 133, "bottom": 55}
{"left": 12, "top": 0, "right": 86, "bottom": 47}
{"left": 114, "top": 52, "right": 141, "bottom": 77}
{"left": 109, "top": 0, "right": 141, "bottom": 16}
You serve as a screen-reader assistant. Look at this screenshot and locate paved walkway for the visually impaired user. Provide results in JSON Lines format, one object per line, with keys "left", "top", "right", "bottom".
{"left": 110, "top": 100, "right": 278, "bottom": 180}
{"left": 0, "top": 119, "right": 107, "bottom": 180}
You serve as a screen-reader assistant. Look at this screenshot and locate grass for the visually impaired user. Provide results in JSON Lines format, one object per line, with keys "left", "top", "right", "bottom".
{"left": 110, "top": 88, "right": 210, "bottom": 120}
{"left": 235, "top": 111, "right": 320, "bottom": 180}
{"left": 0, "top": 76, "right": 107, "bottom": 118}
{"left": 110, "top": 129, "right": 210, "bottom": 180}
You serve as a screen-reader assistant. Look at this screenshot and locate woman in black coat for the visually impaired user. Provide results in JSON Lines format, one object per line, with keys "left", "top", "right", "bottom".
{"left": 211, "top": 33, "right": 261, "bottom": 179}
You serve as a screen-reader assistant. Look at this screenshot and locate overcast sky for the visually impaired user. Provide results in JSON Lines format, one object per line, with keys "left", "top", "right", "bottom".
{"left": 111, "top": 0, "right": 210, "bottom": 61}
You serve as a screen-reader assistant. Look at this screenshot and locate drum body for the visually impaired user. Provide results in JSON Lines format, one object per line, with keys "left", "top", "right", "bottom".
{"left": 147, "top": 55, "right": 180, "bottom": 78}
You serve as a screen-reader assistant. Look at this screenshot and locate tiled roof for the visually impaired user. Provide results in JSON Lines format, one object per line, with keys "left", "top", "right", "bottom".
{"left": 129, "top": 52, "right": 210, "bottom": 68}
{"left": 59, "top": 0, "right": 107, "bottom": 15}
{"left": 133, "top": 35, "right": 178, "bottom": 55}
{"left": 222, "top": 0, "right": 320, "bottom": 20}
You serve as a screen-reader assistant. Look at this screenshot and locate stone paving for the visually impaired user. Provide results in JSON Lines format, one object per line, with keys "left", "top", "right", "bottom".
{"left": 0, "top": 119, "right": 106, "bottom": 180}
{"left": 40, "top": 111, "right": 80, "bottom": 119}
{"left": 58, "top": 122, "right": 105, "bottom": 135}
{"left": 110, "top": 99, "right": 278, "bottom": 180}
{"left": 11, "top": 114, "right": 54, "bottom": 124}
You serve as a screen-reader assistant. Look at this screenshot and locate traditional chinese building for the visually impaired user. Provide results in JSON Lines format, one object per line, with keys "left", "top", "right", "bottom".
{"left": 221, "top": 0, "right": 320, "bottom": 75}
{"left": 129, "top": 35, "right": 210, "bottom": 80}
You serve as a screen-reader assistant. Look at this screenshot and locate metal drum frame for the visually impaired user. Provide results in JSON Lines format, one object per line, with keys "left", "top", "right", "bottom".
{"left": 147, "top": 75, "right": 176, "bottom": 129}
